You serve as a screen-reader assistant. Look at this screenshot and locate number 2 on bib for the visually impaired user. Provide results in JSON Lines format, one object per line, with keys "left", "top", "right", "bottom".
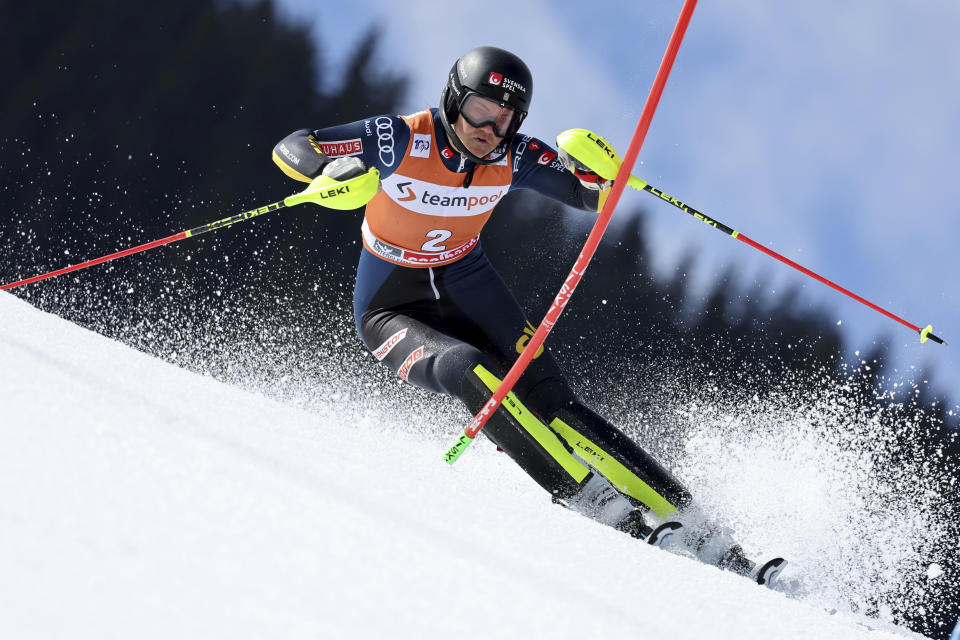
{"left": 421, "top": 229, "right": 452, "bottom": 252}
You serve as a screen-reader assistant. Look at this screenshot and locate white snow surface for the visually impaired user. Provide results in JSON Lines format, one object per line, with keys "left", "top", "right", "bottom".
{"left": 0, "top": 292, "right": 932, "bottom": 639}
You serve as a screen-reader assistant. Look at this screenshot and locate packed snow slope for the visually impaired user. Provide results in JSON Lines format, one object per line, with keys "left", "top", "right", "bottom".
{"left": 0, "top": 291, "right": 929, "bottom": 639}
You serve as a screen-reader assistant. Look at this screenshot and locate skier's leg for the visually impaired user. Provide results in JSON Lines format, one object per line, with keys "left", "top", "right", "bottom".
{"left": 460, "top": 363, "right": 651, "bottom": 536}
{"left": 356, "top": 248, "right": 779, "bottom": 575}
{"left": 434, "top": 246, "right": 693, "bottom": 520}
{"left": 540, "top": 386, "right": 693, "bottom": 520}
{"left": 359, "top": 308, "right": 632, "bottom": 521}
{"left": 353, "top": 243, "right": 571, "bottom": 403}
{"left": 354, "top": 248, "right": 647, "bottom": 533}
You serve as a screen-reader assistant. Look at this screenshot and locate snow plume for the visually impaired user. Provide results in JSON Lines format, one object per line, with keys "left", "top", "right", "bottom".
{"left": 9, "top": 247, "right": 470, "bottom": 437}
{"left": 607, "top": 356, "right": 958, "bottom": 636}
{"left": 6, "top": 256, "right": 957, "bottom": 637}
{"left": 1, "top": 283, "right": 936, "bottom": 640}
{"left": 2, "top": 195, "right": 953, "bottom": 637}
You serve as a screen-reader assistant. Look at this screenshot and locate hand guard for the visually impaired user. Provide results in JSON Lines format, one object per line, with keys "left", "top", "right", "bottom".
{"left": 321, "top": 156, "right": 368, "bottom": 182}
{"left": 558, "top": 148, "right": 611, "bottom": 191}
{"left": 273, "top": 129, "right": 330, "bottom": 183}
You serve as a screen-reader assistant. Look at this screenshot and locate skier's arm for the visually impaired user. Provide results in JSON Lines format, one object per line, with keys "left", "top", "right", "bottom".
{"left": 272, "top": 116, "right": 410, "bottom": 182}
{"left": 509, "top": 135, "right": 611, "bottom": 212}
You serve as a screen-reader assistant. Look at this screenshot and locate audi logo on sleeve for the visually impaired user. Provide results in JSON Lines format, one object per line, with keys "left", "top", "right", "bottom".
{"left": 375, "top": 116, "right": 396, "bottom": 167}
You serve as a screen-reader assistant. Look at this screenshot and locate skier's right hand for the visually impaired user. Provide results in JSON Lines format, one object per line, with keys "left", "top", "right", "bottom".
{"left": 321, "top": 156, "right": 368, "bottom": 182}
{"left": 558, "top": 148, "right": 611, "bottom": 191}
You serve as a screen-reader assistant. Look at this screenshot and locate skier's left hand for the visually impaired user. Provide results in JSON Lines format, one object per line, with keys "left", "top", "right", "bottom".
{"left": 558, "top": 148, "right": 611, "bottom": 191}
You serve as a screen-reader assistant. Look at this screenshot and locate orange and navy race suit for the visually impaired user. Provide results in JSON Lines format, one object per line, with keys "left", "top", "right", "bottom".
{"left": 273, "top": 110, "right": 689, "bottom": 511}
{"left": 275, "top": 108, "right": 600, "bottom": 400}
{"left": 275, "top": 108, "right": 605, "bottom": 268}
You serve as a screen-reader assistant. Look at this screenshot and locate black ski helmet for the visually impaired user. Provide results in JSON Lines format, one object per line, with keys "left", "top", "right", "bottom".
{"left": 439, "top": 46, "right": 533, "bottom": 165}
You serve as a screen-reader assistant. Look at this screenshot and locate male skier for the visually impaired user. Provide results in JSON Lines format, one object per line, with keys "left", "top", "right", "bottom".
{"left": 272, "top": 46, "right": 782, "bottom": 584}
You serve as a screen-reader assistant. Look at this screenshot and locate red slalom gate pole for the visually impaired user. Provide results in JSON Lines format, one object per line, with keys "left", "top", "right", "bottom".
{"left": 444, "top": 0, "right": 699, "bottom": 464}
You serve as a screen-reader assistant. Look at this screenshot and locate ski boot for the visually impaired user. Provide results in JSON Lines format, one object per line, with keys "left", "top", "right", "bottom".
{"left": 646, "top": 520, "right": 787, "bottom": 588}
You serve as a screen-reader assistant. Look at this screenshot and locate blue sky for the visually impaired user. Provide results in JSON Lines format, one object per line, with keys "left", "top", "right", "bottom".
{"left": 276, "top": 0, "right": 959, "bottom": 408}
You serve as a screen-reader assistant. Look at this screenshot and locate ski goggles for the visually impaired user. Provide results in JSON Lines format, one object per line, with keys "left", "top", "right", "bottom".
{"left": 458, "top": 93, "right": 521, "bottom": 138}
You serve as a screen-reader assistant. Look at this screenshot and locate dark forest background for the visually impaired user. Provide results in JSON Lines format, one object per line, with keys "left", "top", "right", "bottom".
{"left": 1, "top": 1, "right": 957, "bottom": 637}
